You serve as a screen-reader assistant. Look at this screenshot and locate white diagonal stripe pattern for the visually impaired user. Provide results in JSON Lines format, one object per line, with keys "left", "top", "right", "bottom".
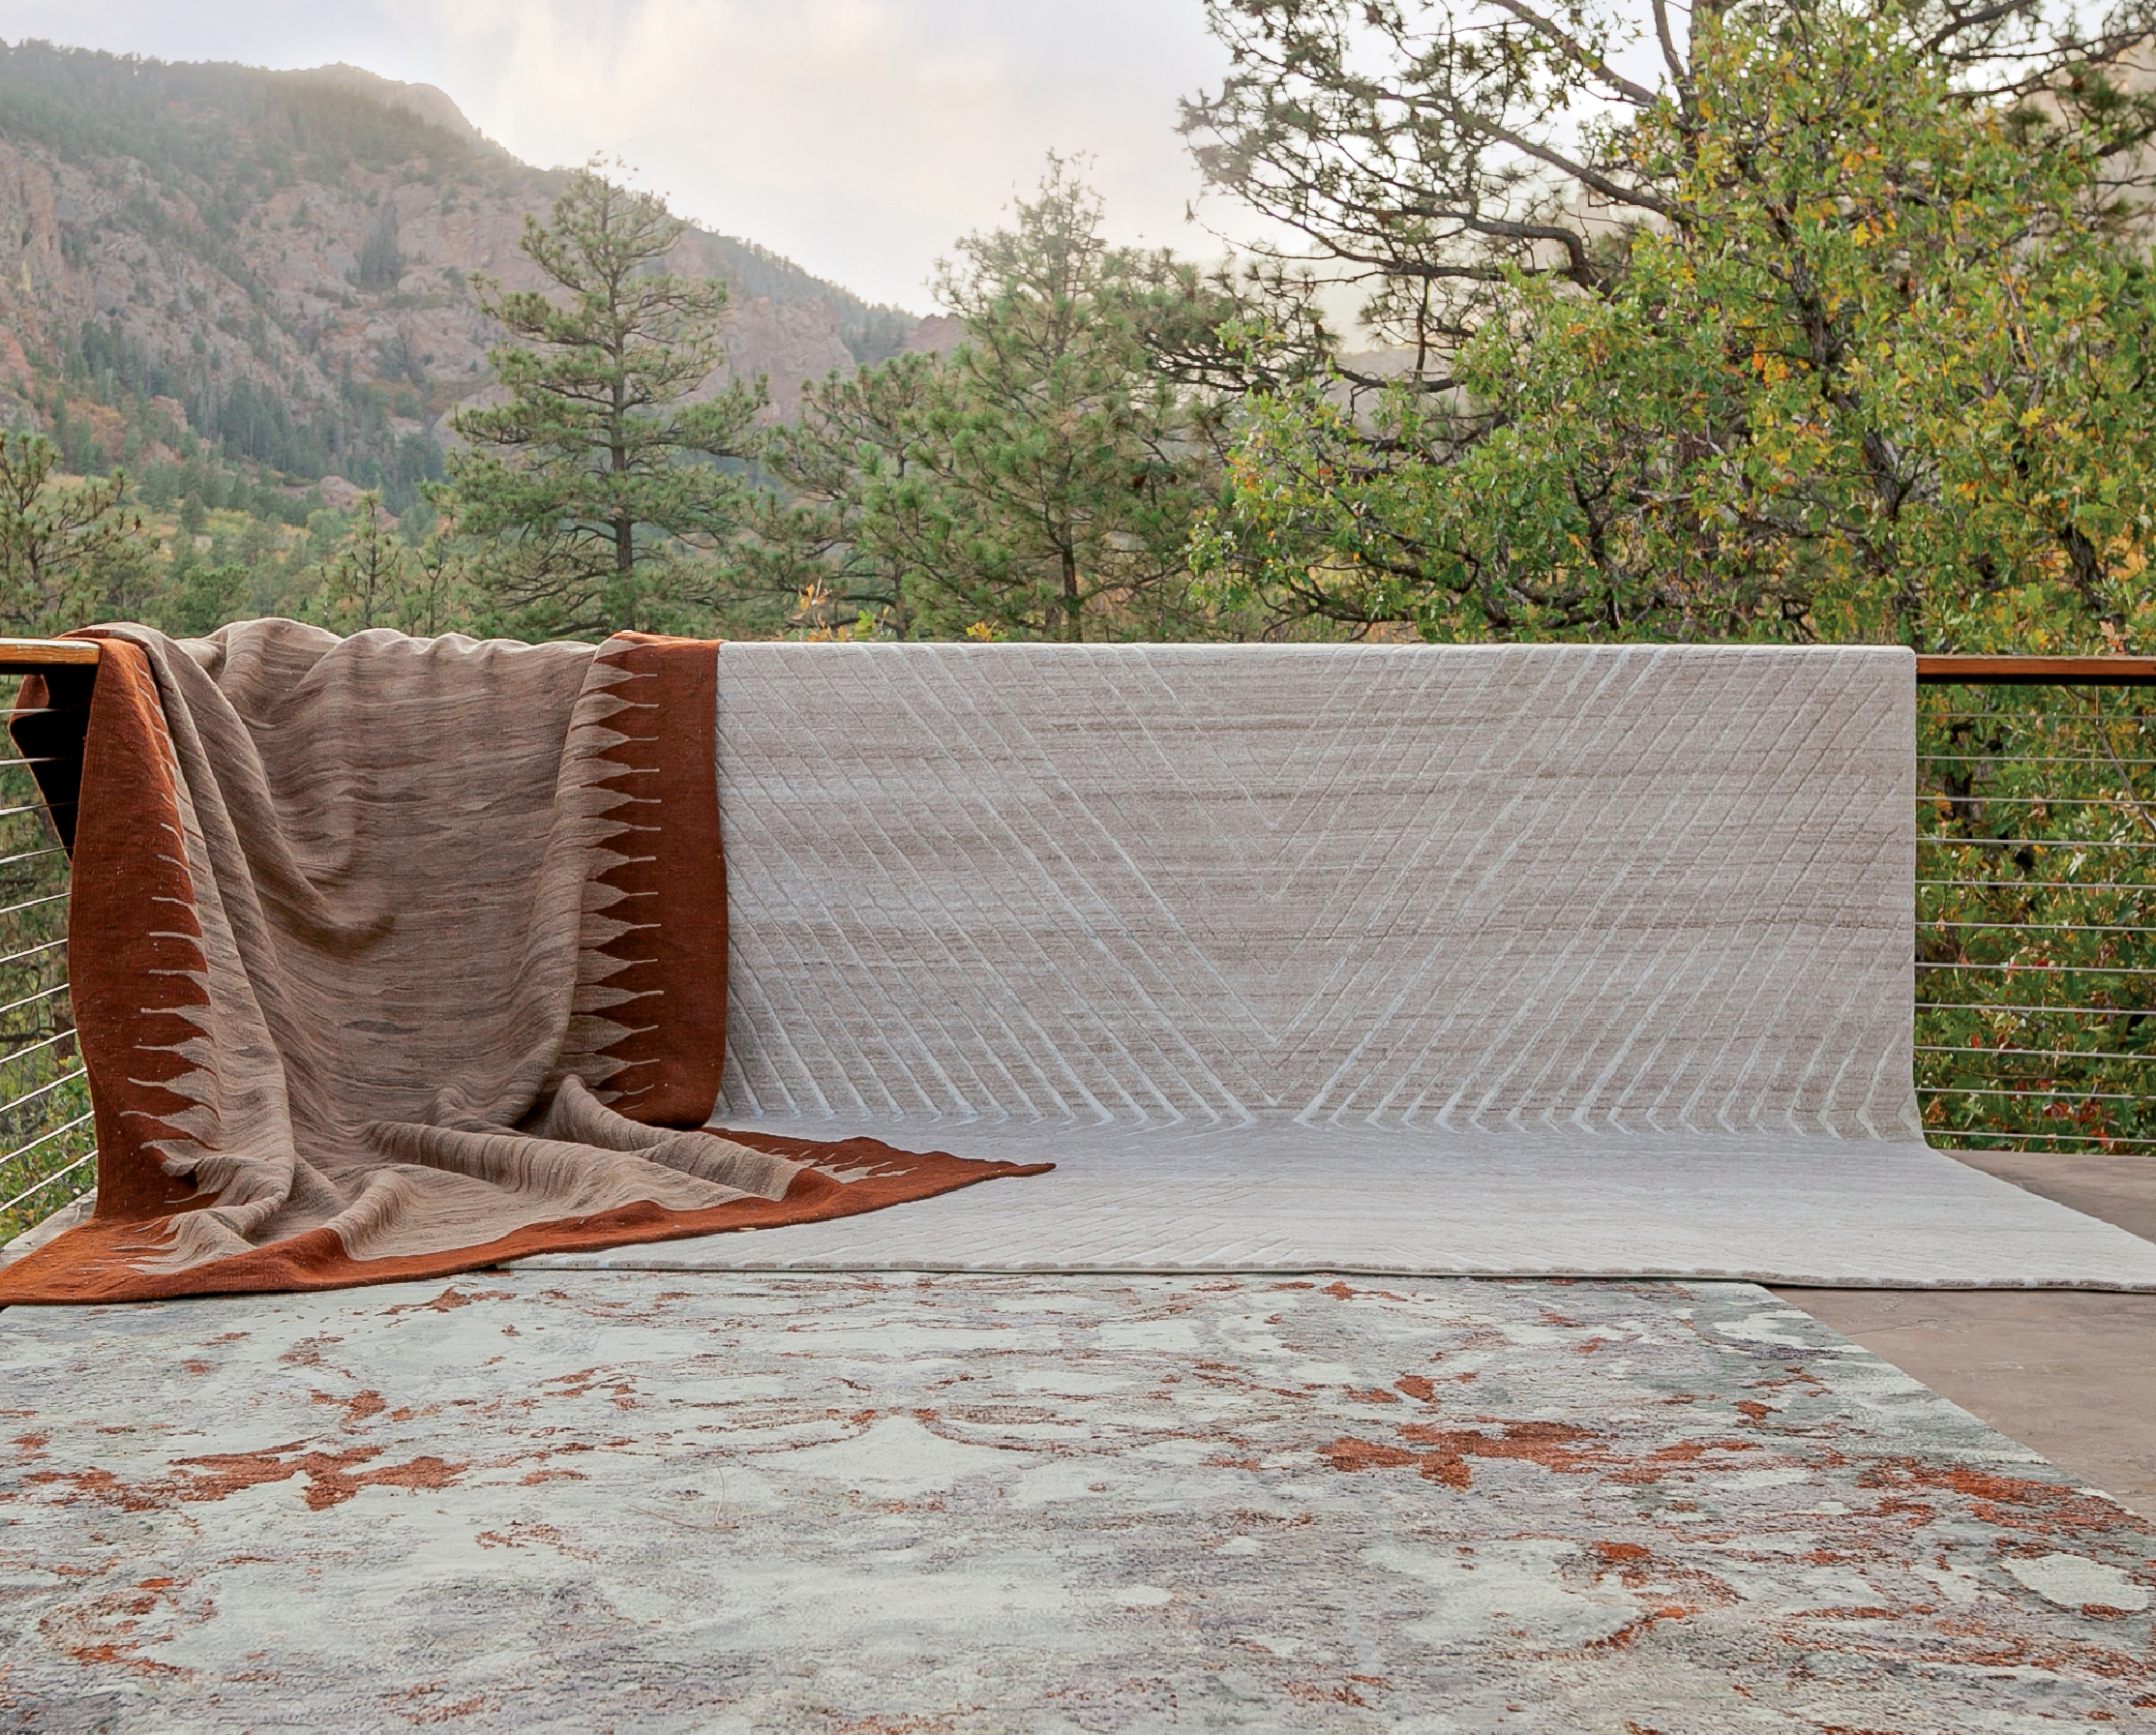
{"left": 715, "top": 643, "right": 1920, "bottom": 1140}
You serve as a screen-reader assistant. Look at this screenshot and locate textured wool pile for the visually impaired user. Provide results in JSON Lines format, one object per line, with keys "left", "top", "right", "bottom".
{"left": 2, "top": 1271, "right": 2151, "bottom": 1727}
{"left": 529, "top": 641, "right": 2156, "bottom": 1289}
{"left": 0, "top": 623, "right": 1041, "bottom": 1304}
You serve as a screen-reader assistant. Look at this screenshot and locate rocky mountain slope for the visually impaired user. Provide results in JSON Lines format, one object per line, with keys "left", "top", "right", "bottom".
{"left": 0, "top": 42, "right": 922, "bottom": 494}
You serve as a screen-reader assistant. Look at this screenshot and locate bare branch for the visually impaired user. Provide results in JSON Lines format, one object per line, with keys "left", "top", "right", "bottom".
{"left": 1651, "top": 0, "right": 1690, "bottom": 91}
{"left": 1447, "top": 101, "right": 1688, "bottom": 221}
{"left": 1485, "top": 0, "right": 1662, "bottom": 106}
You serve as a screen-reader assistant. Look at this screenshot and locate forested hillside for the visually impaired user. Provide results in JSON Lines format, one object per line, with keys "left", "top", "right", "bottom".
{"left": 0, "top": 41, "right": 919, "bottom": 511}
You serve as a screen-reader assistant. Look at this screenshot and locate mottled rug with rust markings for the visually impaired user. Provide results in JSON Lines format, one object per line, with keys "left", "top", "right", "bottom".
{"left": 3, "top": 1275, "right": 2153, "bottom": 1731}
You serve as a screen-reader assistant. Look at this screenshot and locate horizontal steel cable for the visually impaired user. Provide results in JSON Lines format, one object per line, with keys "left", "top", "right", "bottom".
{"left": 0, "top": 891, "right": 68, "bottom": 922}
{"left": 0, "top": 1029, "right": 75, "bottom": 1066}
{"left": 1921, "top": 919, "right": 2156, "bottom": 935}
{"left": 1916, "top": 1041, "right": 2156, "bottom": 1064}
{"left": 0, "top": 981, "right": 69, "bottom": 1021}
{"left": 0, "top": 1108, "right": 95, "bottom": 1166}
{"left": 1917, "top": 1084, "right": 2148, "bottom": 1102}
{"left": 0, "top": 938, "right": 65, "bottom": 969}
{"left": 0, "top": 1067, "right": 87, "bottom": 1117}
{"left": 1916, "top": 1001, "right": 2156, "bottom": 1018}
{"left": 1918, "top": 793, "right": 2156, "bottom": 807}
{"left": 0, "top": 1148, "right": 94, "bottom": 1221}
{"left": 1919, "top": 836, "right": 2156, "bottom": 850}
{"left": 1917, "top": 958, "right": 2156, "bottom": 975}
{"left": 1918, "top": 878, "right": 2156, "bottom": 893}
{"left": 1922, "top": 753, "right": 2156, "bottom": 766}
{"left": 0, "top": 847, "right": 66, "bottom": 873}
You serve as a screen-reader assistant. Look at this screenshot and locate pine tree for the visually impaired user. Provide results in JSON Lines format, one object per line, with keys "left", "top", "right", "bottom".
{"left": 311, "top": 494, "right": 465, "bottom": 636}
{"left": 439, "top": 161, "right": 764, "bottom": 639}
{"left": 0, "top": 433, "right": 145, "bottom": 636}
{"left": 731, "top": 159, "right": 1235, "bottom": 643}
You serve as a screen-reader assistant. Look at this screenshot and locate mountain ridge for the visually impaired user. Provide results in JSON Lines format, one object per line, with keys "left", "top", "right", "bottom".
{"left": 0, "top": 40, "right": 923, "bottom": 499}
{"left": 299, "top": 64, "right": 486, "bottom": 145}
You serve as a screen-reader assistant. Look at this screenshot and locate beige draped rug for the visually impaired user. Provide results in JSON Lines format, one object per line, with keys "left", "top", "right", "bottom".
{"left": 0, "top": 621, "right": 1044, "bottom": 1304}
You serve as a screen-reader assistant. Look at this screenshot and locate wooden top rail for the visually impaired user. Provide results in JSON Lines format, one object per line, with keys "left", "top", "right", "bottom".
{"left": 1916, "top": 654, "right": 2156, "bottom": 686}
{"left": 0, "top": 640, "right": 2151, "bottom": 683}
{"left": 0, "top": 640, "right": 99, "bottom": 674}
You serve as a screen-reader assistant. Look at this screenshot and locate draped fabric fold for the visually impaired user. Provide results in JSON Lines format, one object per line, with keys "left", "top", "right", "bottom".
{"left": 0, "top": 621, "right": 1044, "bottom": 1303}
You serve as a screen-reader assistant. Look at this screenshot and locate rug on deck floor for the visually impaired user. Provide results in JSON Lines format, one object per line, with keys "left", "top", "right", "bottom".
{"left": 686, "top": 642, "right": 2156, "bottom": 1289}
{"left": 2, "top": 1272, "right": 2151, "bottom": 1729}
{"left": 515, "top": 1122, "right": 2156, "bottom": 1288}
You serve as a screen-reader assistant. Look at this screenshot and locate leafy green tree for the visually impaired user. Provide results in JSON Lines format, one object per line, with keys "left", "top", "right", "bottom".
{"left": 170, "top": 557, "right": 253, "bottom": 639}
{"left": 1188, "top": 0, "right": 2156, "bottom": 651}
{"left": 439, "top": 161, "right": 764, "bottom": 639}
{"left": 0, "top": 432, "right": 146, "bottom": 635}
{"left": 735, "top": 159, "right": 1240, "bottom": 642}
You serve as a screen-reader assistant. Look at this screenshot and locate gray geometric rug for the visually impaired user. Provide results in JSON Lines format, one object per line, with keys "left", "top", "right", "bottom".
{"left": 4, "top": 1273, "right": 2152, "bottom": 1728}
{"left": 515, "top": 1126, "right": 2156, "bottom": 1288}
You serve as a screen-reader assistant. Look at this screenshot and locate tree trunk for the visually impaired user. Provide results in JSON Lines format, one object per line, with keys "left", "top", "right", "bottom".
{"left": 612, "top": 373, "right": 632, "bottom": 612}
{"left": 1061, "top": 546, "right": 1081, "bottom": 643}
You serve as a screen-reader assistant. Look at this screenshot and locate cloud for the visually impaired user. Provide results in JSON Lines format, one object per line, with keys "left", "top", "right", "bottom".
{"left": 0, "top": 0, "right": 1246, "bottom": 306}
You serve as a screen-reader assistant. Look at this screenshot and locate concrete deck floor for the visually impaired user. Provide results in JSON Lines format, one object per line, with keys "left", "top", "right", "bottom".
{"left": 1778, "top": 1150, "right": 2156, "bottom": 1520}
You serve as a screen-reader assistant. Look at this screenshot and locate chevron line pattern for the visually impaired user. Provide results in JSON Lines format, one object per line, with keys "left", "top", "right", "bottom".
{"left": 714, "top": 643, "right": 1920, "bottom": 1140}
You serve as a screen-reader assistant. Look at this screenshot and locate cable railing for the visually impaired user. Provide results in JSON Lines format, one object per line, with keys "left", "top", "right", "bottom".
{"left": 0, "top": 638, "right": 99, "bottom": 1248}
{"left": 1916, "top": 654, "right": 2156, "bottom": 1155}
{"left": 0, "top": 643, "right": 2148, "bottom": 1251}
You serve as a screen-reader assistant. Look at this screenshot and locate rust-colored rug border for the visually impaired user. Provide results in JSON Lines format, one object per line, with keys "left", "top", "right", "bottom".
{"left": 0, "top": 1134, "right": 1050, "bottom": 1304}
{"left": 581, "top": 633, "right": 728, "bottom": 1125}
{"left": 15, "top": 634, "right": 212, "bottom": 1228}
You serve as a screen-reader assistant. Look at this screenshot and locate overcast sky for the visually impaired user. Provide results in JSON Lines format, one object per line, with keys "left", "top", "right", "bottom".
{"left": 0, "top": 0, "right": 1252, "bottom": 310}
